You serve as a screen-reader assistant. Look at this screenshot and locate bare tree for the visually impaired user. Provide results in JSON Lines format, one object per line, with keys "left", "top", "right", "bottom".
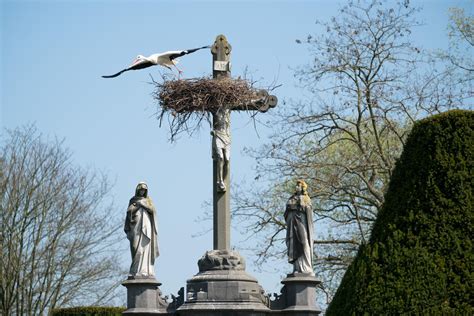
{"left": 444, "top": 6, "right": 474, "bottom": 72}
{"left": 0, "top": 126, "right": 122, "bottom": 315}
{"left": 233, "top": 0, "right": 472, "bottom": 305}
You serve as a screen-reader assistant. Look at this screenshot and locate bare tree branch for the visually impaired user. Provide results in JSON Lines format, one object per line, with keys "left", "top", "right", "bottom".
{"left": 1, "top": 125, "right": 124, "bottom": 315}
{"left": 233, "top": 0, "right": 472, "bottom": 310}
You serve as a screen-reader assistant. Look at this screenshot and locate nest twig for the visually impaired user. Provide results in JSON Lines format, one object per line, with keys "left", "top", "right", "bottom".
{"left": 152, "top": 76, "right": 264, "bottom": 141}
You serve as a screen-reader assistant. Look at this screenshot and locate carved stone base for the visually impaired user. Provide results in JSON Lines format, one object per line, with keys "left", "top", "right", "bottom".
{"left": 198, "top": 249, "right": 246, "bottom": 271}
{"left": 278, "top": 273, "right": 322, "bottom": 315}
{"left": 122, "top": 277, "right": 169, "bottom": 315}
{"left": 177, "top": 250, "right": 270, "bottom": 316}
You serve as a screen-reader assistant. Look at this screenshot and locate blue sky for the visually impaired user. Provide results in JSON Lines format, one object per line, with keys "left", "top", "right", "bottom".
{"left": 2, "top": 0, "right": 471, "bottom": 305}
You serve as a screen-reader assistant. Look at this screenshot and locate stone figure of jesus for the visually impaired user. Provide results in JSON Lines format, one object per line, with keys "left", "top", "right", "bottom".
{"left": 124, "top": 182, "right": 159, "bottom": 278}
{"left": 284, "top": 180, "right": 314, "bottom": 274}
{"left": 211, "top": 109, "right": 230, "bottom": 192}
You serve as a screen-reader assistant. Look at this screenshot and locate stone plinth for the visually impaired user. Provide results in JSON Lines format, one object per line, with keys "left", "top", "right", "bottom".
{"left": 122, "top": 277, "right": 169, "bottom": 315}
{"left": 177, "top": 250, "right": 270, "bottom": 316}
{"left": 279, "top": 273, "right": 321, "bottom": 315}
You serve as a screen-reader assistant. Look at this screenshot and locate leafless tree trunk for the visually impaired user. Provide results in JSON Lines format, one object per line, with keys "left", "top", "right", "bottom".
{"left": 1, "top": 125, "right": 123, "bottom": 315}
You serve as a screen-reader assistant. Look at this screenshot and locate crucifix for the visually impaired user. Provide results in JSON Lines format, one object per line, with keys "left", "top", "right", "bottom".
{"left": 172, "top": 35, "right": 280, "bottom": 314}
{"left": 210, "top": 34, "right": 277, "bottom": 251}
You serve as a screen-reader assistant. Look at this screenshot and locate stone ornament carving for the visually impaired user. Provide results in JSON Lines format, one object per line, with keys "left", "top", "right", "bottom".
{"left": 124, "top": 182, "right": 159, "bottom": 278}
{"left": 284, "top": 180, "right": 314, "bottom": 274}
{"left": 197, "top": 249, "right": 245, "bottom": 272}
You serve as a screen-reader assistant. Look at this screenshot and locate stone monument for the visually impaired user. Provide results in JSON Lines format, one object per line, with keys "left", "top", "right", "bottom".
{"left": 176, "top": 34, "right": 275, "bottom": 316}
{"left": 122, "top": 182, "right": 169, "bottom": 315}
{"left": 274, "top": 180, "right": 322, "bottom": 315}
{"left": 285, "top": 180, "right": 314, "bottom": 275}
{"left": 120, "top": 35, "right": 322, "bottom": 316}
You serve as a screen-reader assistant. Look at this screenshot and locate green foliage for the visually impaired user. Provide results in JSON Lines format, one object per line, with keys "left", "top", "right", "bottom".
{"left": 327, "top": 110, "right": 474, "bottom": 315}
{"left": 50, "top": 306, "right": 126, "bottom": 316}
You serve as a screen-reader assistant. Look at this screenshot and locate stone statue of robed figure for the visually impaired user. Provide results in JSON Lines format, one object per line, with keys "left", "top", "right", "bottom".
{"left": 284, "top": 180, "right": 314, "bottom": 274}
{"left": 124, "top": 182, "right": 159, "bottom": 278}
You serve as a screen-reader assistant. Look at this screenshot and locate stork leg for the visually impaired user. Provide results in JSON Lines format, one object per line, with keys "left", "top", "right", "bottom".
{"left": 173, "top": 64, "right": 183, "bottom": 78}
{"left": 163, "top": 65, "right": 179, "bottom": 79}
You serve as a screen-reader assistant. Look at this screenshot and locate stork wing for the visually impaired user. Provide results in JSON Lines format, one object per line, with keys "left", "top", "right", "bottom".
{"left": 168, "top": 45, "right": 211, "bottom": 61}
{"left": 102, "top": 59, "right": 154, "bottom": 78}
{"left": 128, "top": 59, "right": 154, "bottom": 70}
{"left": 102, "top": 69, "right": 129, "bottom": 78}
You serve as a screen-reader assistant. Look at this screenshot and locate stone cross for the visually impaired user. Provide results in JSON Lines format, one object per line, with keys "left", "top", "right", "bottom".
{"left": 210, "top": 34, "right": 277, "bottom": 250}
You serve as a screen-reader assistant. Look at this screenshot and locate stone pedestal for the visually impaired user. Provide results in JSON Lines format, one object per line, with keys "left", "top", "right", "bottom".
{"left": 177, "top": 250, "right": 270, "bottom": 316}
{"left": 279, "top": 273, "right": 321, "bottom": 315}
{"left": 122, "top": 277, "right": 169, "bottom": 315}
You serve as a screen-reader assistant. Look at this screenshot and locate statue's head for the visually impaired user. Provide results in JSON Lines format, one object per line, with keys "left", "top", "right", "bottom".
{"left": 296, "top": 179, "right": 308, "bottom": 195}
{"left": 135, "top": 182, "right": 148, "bottom": 198}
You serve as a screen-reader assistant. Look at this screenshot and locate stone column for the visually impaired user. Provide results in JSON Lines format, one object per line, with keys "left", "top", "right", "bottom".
{"left": 122, "top": 278, "right": 169, "bottom": 315}
{"left": 279, "top": 273, "right": 322, "bottom": 315}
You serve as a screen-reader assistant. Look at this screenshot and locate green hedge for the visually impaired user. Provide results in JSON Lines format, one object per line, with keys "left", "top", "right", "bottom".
{"left": 50, "top": 306, "right": 126, "bottom": 316}
{"left": 327, "top": 110, "right": 474, "bottom": 315}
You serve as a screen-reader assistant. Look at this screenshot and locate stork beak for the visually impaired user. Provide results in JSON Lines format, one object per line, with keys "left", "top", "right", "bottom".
{"left": 130, "top": 58, "right": 142, "bottom": 67}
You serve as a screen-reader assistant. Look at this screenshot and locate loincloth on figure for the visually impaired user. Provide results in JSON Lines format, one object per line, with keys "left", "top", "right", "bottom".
{"left": 212, "top": 130, "right": 231, "bottom": 161}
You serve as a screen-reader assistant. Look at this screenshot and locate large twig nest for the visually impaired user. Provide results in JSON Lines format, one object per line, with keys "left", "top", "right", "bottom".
{"left": 152, "top": 76, "right": 271, "bottom": 141}
{"left": 156, "top": 77, "right": 257, "bottom": 113}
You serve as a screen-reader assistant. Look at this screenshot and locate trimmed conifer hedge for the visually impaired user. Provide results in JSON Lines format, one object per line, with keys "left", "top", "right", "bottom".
{"left": 326, "top": 110, "right": 473, "bottom": 315}
{"left": 50, "top": 306, "right": 126, "bottom": 316}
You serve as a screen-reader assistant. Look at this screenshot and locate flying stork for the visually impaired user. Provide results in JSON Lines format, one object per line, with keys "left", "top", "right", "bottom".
{"left": 102, "top": 45, "right": 210, "bottom": 78}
